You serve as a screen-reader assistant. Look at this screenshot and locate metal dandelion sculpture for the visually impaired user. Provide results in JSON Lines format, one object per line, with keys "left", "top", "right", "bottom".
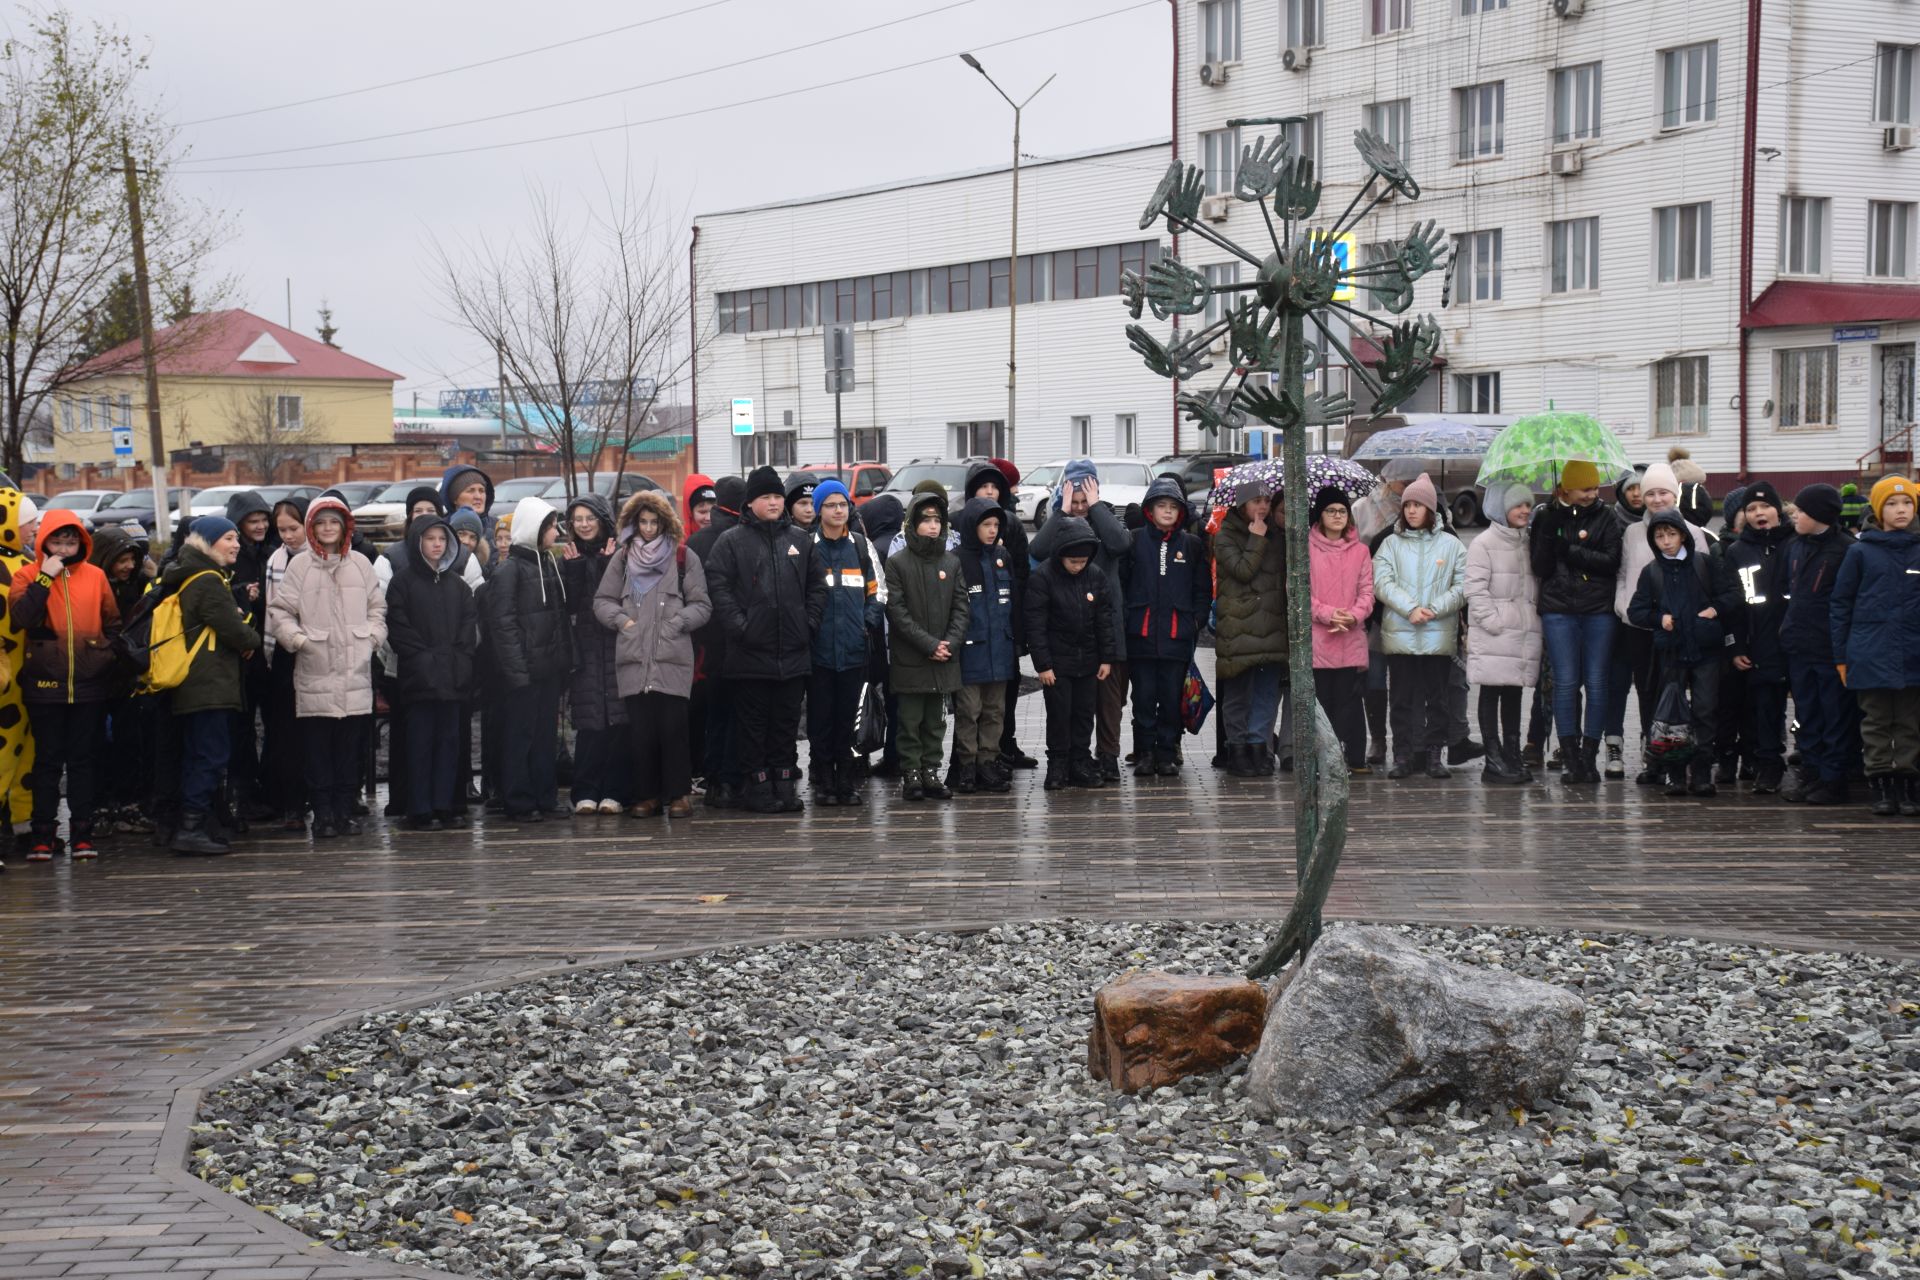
{"left": 1120, "top": 119, "right": 1449, "bottom": 978}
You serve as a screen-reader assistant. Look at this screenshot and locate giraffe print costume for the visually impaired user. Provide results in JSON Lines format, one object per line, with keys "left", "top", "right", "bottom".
{"left": 0, "top": 481, "right": 39, "bottom": 827}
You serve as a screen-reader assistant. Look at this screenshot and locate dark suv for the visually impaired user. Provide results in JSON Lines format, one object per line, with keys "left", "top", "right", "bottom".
{"left": 1153, "top": 452, "right": 1252, "bottom": 500}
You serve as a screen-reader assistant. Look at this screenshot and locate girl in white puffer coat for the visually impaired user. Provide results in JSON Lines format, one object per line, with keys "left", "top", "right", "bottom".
{"left": 1465, "top": 482, "right": 1544, "bottom": 785}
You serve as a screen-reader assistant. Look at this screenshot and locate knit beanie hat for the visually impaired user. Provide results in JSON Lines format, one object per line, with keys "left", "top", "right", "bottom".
{"left": 1792, "top": 483, "right": 1843, "bottom": 527}
{"left": 1615, "top": 468, "right": 1643, "bottom": 494}
{"left": 190, "top": 515, "right": 237, "bottom": 543}
{"left": 1868, "top": 475, "right": 1917, "bottom": 522}
{"left": 1640, "top": 462, "right": 1680, "bottom": 501}
{"left": 1677, "top": 481, "right": 1714, "bottom": 530}
{"left": 712, "top": 475, "right": 747, "bottom": 515}
{"left": 743, "top": 465, "right": 784, "bottom": 503}
{"left": 811, "top": 478, "right": 850, "bottom": 511}
{"left": 449, "top": 507, "right": 486, "bottom": 539}
{"left": 16, "top": 495, "right": 37, "bottom": 526}
{"left": 1488, "top": 482, "right": 1536, "bottom": 528}
{"left": 1309, "top": 486, "right": 1352, "bottom": 525}
{"left": 1401, "top": 473, "right": 1439, "bottom": 515}
{"left": 1722, "top": 487, "right": 1748, "bottom": 529}
{"left": 1559, "top": 459, "right": 1600, "bottom": 491}
{"left": 1667, "top": 447, "right": 1707, "bottom": 487}
{"left": 1740, "top": 480, "right": 1784, "bottom": 517}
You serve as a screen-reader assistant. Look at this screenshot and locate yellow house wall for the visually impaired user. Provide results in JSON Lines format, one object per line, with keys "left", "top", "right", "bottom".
{"left": 49, "top": 374, "right": 395, "bottom": 465}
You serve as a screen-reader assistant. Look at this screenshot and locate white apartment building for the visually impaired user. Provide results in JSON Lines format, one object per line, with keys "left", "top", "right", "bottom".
{"left": 690, "top": 141, "right": 1178, "bottom": 480}
{"left": 1178, "top": 0, "right": 1919, "bottom": 490}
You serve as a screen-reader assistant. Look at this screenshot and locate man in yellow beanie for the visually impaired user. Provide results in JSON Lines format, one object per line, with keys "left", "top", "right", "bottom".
{"left": 1831, "top": 475, "right": 1920, "bottom": 816}
{"left": 1528, "top": 458, "right": 1625, "bottom": 784}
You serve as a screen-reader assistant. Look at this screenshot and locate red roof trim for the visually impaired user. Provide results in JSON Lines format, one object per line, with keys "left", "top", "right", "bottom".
{"left": 1743, "top": 281, "right": 1920, "bottom": 329}
{"left": 69, "top": 308, "right": 402, "bottom": 382}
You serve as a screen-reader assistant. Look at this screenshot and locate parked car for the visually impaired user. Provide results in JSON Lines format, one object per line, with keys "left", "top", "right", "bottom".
{"left": 1013, "top": 463, "right": 1062, "bottom": 526}
{"left": 186, "top": 484, "right": 319, "bottom": 520}
{"left": 487, "top": 475, "right": 564, "bottom": 521}
{"left": 1016, "top": 457, "right": 1155, "bottom": 526}
{"left": 40, "top": 490, "right": 119, "bottom": 523}
{"left": 492, "top": 472, "right": 663, "bottom": 538}
{"left": 1342, "top": 412, "right": 1517, "bottom": 529}
{"left": 95, "top": 486, "right": 199, "bottom": 535}
{"left": 874, "top": 458, "right": 996, "bottom": 515}
{"left": 796, "top": 461, "right": 892, "bottom": 505}
{"left": 350, "top": 478, "right": 445, "bottom": 544}
{"left": 318, "top": 481, "right": 389, "bottom": 508}
{"left": 1152, "top": 451, "right": 1252, "bottom": 501}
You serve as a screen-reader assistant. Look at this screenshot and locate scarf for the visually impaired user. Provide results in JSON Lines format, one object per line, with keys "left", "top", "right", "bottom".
{"left": 624, "top": 531, "right": 674, "bottom": 601}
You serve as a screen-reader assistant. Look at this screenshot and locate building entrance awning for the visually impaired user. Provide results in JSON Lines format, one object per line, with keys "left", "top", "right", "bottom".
{"left": 1743, "top": 281, "right": 1920, "bottom": 329}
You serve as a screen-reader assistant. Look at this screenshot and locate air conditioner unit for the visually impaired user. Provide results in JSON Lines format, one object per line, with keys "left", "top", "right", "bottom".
{"left": 1552, "top": 0, "right": 1586, "bottom": 16}
{"left": 1549, "top": 146, "right": 1585, "bottom": 176}
{"left": 1282, "top": 45, "right": 1312, "bottom": 72}
{"left": 1200, "top": 194, "right": 1232, "bottom": 223}
{"left": 1886, "top": 125, "right": 1916, "bottom": 152}
{"left": 1199, "top": 60, "right": 1229, "bottom": 86}
{"left": 1209, "top": 334, "right": 1231, "bottom": 356}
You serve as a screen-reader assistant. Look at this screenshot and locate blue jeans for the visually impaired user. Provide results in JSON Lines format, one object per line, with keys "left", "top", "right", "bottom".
{"left": 1787, "top": 656, "right": 1854, "bottom": 783}
{"left": 1541, "top": 612, "right": 1613, "bottom": 740}
{"left": 179, "top": 709, "right": 230, "bottom": 816}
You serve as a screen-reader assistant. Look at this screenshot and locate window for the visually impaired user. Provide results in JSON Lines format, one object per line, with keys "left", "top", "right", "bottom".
{"left": 1654, "top": 203, "right": 1712, "bottom": 282}
{"left": 1204, "top": 261, "right": 1241, "bottom": 325}
{"left": 1869, "top": 201, "right": 1916, "bottom": 278}
{"left": 951, "top": 421, "right": 1005, "bottom": 457}
{"left": 1777, "top": 347, "right": 1839, "bottom": 430}
{"left": 840, "top": 428, "right": 886, "bottom": 463}
{"left": 1453, "top": 373, "right": 1501, "bottom": 413}
{"left": 1201, "top": 126, "right": 1240, "bottom": 195}
{"left": 1286, "top": 0, "right": 1322, "bottom": 47}
{"left": 1456, "top": 82, "right": 1506, "bottom": 159}
{"left": 1372, "top": 0, "right": 1410, "bottom": 35}
{"left": 1283, "top": 114, "right": 1322, "bottom": 175}
{"left": 1461, "top": 0, "right": 1505, "bottom": 12}
{"left": 742, "top": 431, "right": 797, "bottom": 469}
{"left": 1552, "top": 63, "right": 1602, "bottom": 142}
{"left": 1660, "top": 42, "right": 1718, "bottom": 129}
{"left": 1779, "top": 196, "right": 1829, "bottom": 276}
{"left": 1653, "top": 356, "right": 1710, "bottom": 436}
{"left": 1115, "top": 414, "right": 1138, "bottom": 455}
{"left": 1549, "top": 217, "right": 1600, "bottom": 293}
{"left": 1365, "top": 100, "right": 1411, "bottom": 161}
{"left": 1877, "top": 44, "right": 1915, "bottom": 124}
{"left": 990, "top": 259, "right": 1011, "bottom": 308}
{"left": 1360, "top": 242, "right": 1397, "bottom": 311}
{"left": 1453, "top": 229, "right": 1503, "bottom": 303}
{"left": 1070, "top": 416, "right": 1093, "bottom": 455}
{"left": 275, "top": 395, "right": 303, "bottom": 433}
{"left": 1201, "top": 0, "right": 1241, "bottom": 62}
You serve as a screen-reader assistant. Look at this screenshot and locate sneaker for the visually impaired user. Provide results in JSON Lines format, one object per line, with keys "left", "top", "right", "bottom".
{"left": 1603, "top": 737, "right": 1625, "bottom": 779}
{"left": 26, "top": 840, "right": 55, "bottom": 862}
{"left": 573, "top": 798, "right": 599, "bottom": 815}
{"left": 597, "top": 798, "right": 623, "bottom": 814}
{"left": 70, "top": 837, "right": 98, "bottom": 860}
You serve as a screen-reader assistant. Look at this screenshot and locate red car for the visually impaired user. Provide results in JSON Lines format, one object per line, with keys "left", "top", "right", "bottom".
{"left": 797, "top": 461, "right": 891, "bottom": 506}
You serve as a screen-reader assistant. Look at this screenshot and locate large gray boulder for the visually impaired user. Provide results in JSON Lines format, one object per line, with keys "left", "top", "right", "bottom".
{"left": 1245, "top": 926, "right": 1585, "bottom": 1124}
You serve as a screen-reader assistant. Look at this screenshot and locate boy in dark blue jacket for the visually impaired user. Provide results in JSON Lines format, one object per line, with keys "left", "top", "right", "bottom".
{"left": 1720, "top": 481, "right": 1795, "bottom": 792}
{"left": 1831, "top": 475, "right": 1920, "bottom": 817}
{"left": 1024, "top": 517, "right": 1116, "bottom": 791}
{"left": 953, "top": 497, "right": 1018, "bottom": 794}
{"left": 803, "top": 480, "right": 882, "bottom": 807}
{"left": 1778, "top": 484, "right": 1857, "bottom": 805}
{"left": 1628, "top": 508, "right": 1741, "bottom": 797}
{"left": 1124, "top": 477, "right": 1213, "bottom": 778}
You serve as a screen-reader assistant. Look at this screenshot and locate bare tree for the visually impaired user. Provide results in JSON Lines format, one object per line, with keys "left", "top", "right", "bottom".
{"left": 0, "top": 10, "right": 231, "bottom": 478}
{"left": 223, "top": 384, "right": 321, "bottom": 485}
{"left": 431, "top": 171, "right": 709, "bottom": 502}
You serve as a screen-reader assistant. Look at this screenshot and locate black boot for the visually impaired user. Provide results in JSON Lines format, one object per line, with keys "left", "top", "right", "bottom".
{"left": 979, "top": 758, "right": 1012, "bottom": 793}
{"left": 1803, "top": 777, "right": 1847, "bottom": 806}
{"left": 1580, "top": 736, "right": 1603, "bottom": 784}
{"left": 1558, "top": 736, "right": 1587, "bottom": 784}
{"left": 1132, "top": 750, "right": 1158, "bottom": 778}
{"left": 1425, "top": 746, "right": 1451, "bottom": 779}
{"left": 902, "top": 769, "right": 926, "bottom": 802}
{"left": 1260, "top": 744, "right": 1280, "bottom": 776}
{"left": 1481, "top": 745, "right": 1521, "bottom": 785}
{"left": 1043, "top": 757, "right": 1069, "bottom": 791}
{"left": 171, "top": 810, "right": 230, "bottom": 857}
{"left": 1154, "top": 751, "right": 1180, "bottom": 777}
{"left": 1664, "top": 760, "right": 1690, "bottom": 797}
{"left": 1447, "top": 737, "right": 1485, "bottom": 766}
{"left": 1364, "top": 689, "right": 1388, "bottom": 765}
{"left": 813, "top": 762, "right": 839, "bottom": 808}
{"left": 704, "top": 780, "right": 739, "bottom": 810}
{"left": 1689, "top": 756, "right": 1718, "bottom": 797}
{"left": 1505, "top": 733, "right": 1534, "bottom": 783}
{"left": 1901, "top": 775, "right": 1920, "bottom": 818}
{"left": 834, "top": 762, "right": 864, "bottom": 807}
{"left": 1069, "top": 756, "right": 1104, "bottom": 789}
{"left": 774, "top": 767, "right": 805, "bottom": 813}
{"left": 1868, "top": 775, "right": 1899, "bottom": 817}
{"left": 952, "top": 763, "right": 977, "bottom": 795}
{"left": 1752, "top": 761, "right": 1785, "bottom": 795}
{"left": 1098, "top": 753, "right": 1121, "bottom": 783}
{"left": 922, "top": 767, "right": 952, "bottom": 801}
{"left": 1223, "top": 743, "right": 1254, "bottom": 778}
{"left": 744, "top": 771, "right": 781, "bottom": 814}
{"left": 1779, "top": 768, "right": 1813, "bottom": 802}
{"left": 1387, "top": 754, "right": 1419, "bottom": 779}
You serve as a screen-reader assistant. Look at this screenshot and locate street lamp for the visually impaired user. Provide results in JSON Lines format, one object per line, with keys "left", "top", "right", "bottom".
{"left": 960, "top": 53, "right": 1053, "bottom": 468}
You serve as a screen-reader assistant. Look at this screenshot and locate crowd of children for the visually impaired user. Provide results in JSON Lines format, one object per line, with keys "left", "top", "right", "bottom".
{"left": 0, "top": 449, "right": 1914, "bottom": 867}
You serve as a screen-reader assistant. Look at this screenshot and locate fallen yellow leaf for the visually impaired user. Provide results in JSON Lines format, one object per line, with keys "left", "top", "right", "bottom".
{"left": 452, "top": 1209, "right": 474, "bottom": 1224}
{"left": 697, "top": 894, "right": 729, "bottom": 905}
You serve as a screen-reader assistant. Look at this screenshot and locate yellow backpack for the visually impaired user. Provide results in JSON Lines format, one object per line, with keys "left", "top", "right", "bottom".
{"left": 132, "top": 569, "right": 220, "bottom": 693}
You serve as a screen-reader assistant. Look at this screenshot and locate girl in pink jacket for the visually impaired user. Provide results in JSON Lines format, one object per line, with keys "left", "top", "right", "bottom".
{"left": 1308, "top": 487, "right": 1376, "bottom": 770}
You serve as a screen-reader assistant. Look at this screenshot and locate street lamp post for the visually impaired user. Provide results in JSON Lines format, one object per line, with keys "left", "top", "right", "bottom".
{"left": 961, "top": 54, "right": 1053, "bottom": 468}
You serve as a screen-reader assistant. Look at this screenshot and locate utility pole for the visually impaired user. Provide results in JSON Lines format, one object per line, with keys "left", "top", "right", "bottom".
{"left": 122, "top": 139, "right": 172, "bottom": 555}
{"left": 961, "top": 55, "right": 1053, "bottom": 467}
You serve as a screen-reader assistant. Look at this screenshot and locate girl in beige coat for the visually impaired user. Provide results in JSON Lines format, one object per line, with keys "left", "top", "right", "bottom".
{"left": 266, "top": 497, "right": 386, "bottom": 836}
{"left": 1464, "top": 482, "right": 1543, "bottom": 784}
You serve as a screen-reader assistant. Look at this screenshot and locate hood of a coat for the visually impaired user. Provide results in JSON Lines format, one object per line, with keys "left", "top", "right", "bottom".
{"left": 860, "top": 494, "right": 904, "bottom": 548}
{"left": 964, "top": 460, "right": 1012, "bottom": 504}
{"left": 440, "top": 465, "right": 494, "bottom": 516}
{"left": 1142, "top": 475, "right": 1187, "bottom": 517}
{"left": 567, "top": 493, "right": 617, "bottom": 556}
{"left": 905, "top": 493, "right": 950, "bottom": 558}
{"left": 510, "top": 496, "right": 559, "bottom": 551}
{"left": 955, "top": 495, "right": 1004, "bottom": 548}
{"left": 224, "top": 489, "right": 272, "bottom": 529}
{"left": 1307, "top": 524, "right": 1358, "bottom": 554}
{"left": 683, "top": 473, "right": 717, "bottom": 527}
{"left": 1644, "top": 506, "right": 1694, "bottom": 555}
{"left": 619, "top": 489, "right": 682, "bottom": 547}
{"left": 1047, "top": 514, "right": 1099, "bottom": 560}
{"left": 304, "top": 496, "right": 357, "bottom": 561}
{"left": 89, "top": 522, "right": 144, "bottom": 573}
{"left": 449, "top": 506, "right": 488, "bottom": 563}
{"left": 404, "top": 514, "right": 460, "bottom": 576}
{"left": 35, "top": 507, "right": 94, "bottom": 564}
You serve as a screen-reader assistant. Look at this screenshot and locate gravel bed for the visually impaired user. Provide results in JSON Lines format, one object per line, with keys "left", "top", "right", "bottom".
{"left": 194, "top": 921, "right": 1920, "bottom": 1280}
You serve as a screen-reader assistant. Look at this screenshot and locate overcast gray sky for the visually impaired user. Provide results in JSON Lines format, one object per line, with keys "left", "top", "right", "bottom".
{"left": 47, "top": 0, "right": 1170, "bottom": 409}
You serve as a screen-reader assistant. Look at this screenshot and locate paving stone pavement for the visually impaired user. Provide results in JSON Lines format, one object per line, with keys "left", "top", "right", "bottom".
{"left": 2, "top": 692, "right": 1917, "bottom": 1277}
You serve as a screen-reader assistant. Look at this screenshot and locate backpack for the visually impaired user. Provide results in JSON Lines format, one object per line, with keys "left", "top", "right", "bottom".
{"left": 119, "top": 570, "right": 220, "bottom": 692}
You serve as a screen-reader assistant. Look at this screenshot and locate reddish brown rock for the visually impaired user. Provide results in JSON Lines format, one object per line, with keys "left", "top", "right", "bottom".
{"left": 1086, "top": 970, "right": 1269, "bottom": 1093}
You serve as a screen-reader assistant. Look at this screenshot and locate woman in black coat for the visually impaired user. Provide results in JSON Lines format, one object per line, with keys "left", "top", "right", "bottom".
{"left": 481, "top": 497, "right": 571, "bottom": 820}
{"left": 561, "top": 493, "right": 628, "bottom": 813}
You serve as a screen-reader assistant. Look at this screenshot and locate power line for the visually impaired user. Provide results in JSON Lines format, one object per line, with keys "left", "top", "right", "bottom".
{"left": 175, "top": 1, "right": 1162, "bottom": 175}
{"left": 179, "top": 0, "right": 737, "bottom": 126}
{"left": 179, "top": 0, "right": 984, "bottom": 164}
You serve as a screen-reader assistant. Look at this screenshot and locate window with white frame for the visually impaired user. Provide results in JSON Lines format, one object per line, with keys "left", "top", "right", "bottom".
{"left": 1869, "top": 200, "right": 1916, "bottom": 278}
{"left": 1876, "top": 43, "right": 1915, "bottom": 125}
{"left": 1201, "top": 126, "right": 1240, "bottom": 195}
{"left": 1365, "top": 99, "right": 1411, "bottom": 161}
{"left": 1654, "top": 203, "right": 1712, "bottom": 282}
{"left": 1455, "top": 82, "right": 1506, "bottom": 159}
{"left": 1453, "top": 372, "right": 1501, "bottom": 413}
{"left": 1549, "top": 217, "right": 1600, "bottom": 293}
{"left": 1453, "top": 229, "right": 1503, "bottom": 303}
{"left": 951, "top": 421, "right": 1006, "bottom": 458}
{"left": 1372, "top": 0, "right": 1410, "bottom": 35}
{"left": 1360, "top": 242, "right": 1397, "bottom": 311}
{"left": 743, "top": 431, "right": 798, "bottom": 469}
{"left": 1461, "top": 0, "right": 1505, "bottom": 12}
{"left": 1204, "top": 261, "right": 1241, "bottom": 326}
{"left": 1552, "top": 63, "right": 1602, "bottom": 142}
{"left": 840, "top": 428, "right": 886, "bottom": 463}
{"left": 1653, "top": 356, "right": 1709, "bottom": 436}
{"left": 1201, "top": 0, "right": 1241, "bottom": 62}
{"left": 1283, "top": 114, "right": 1322, "bottom": 175}
{"left": 1287, "top": 0, "right": 1323, "bottom": 47}
{"left": 1070, "top": 416, "right": 1093, "bottom": 456}
{"left": 1777, "top": 347, "right": 1838, "bottom": 430}
{"left": 1779, "top": 196, "right": 1829, "bottom": 276}
{"left": 1660, "top": 42, "right": 1718, "bottom": 129}
{"left": 1115, "top": 414, "right": 1138, "bottom": 455}
{"left": 275, "top": 394, "right": 303, "bottom": 433}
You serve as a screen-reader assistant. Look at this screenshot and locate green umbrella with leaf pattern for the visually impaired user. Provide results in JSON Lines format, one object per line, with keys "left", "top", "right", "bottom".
{"left": 1474, "top": 411, "right": 1631, "bottom": 490}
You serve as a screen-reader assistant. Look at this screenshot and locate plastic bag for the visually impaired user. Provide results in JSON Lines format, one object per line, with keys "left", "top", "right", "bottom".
{"left": 1181, "top": 660, "right": 1215, "bottom": 735}
{"left": 852, "top": 681, "right": 888, "bottom": 757}
{"left": 1645, "top": 679, "right": 1695, "bottom": 764}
